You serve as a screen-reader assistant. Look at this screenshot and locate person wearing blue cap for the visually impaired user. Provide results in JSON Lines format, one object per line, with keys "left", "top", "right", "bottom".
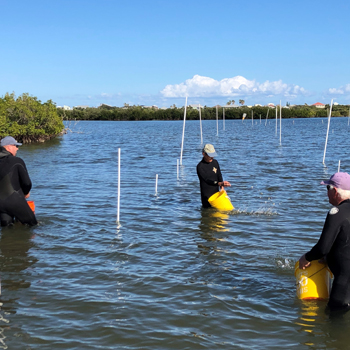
{"left": 196, "top": 144, "right": 231, "bottom": 208}
{"left": 299, "top": 172, "right": 350, "bottom": 314}
{"left": 0, "top": 136, "right": 37, "bottom": 226}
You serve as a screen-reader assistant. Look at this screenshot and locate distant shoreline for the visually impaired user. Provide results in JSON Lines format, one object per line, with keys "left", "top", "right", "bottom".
{"left": 57, "top": 104, "right": 350, "bottom": 121}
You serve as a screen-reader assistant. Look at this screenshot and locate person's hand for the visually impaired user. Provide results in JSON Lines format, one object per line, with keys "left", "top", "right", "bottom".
{"left": 25, "top": 193, "right": 30, "bottom": 199}
{"left": 219, "top": 181, "right": 231, "bottom": 187}
{"left": 299, "top": 254, "right": 311, "bottom": 270}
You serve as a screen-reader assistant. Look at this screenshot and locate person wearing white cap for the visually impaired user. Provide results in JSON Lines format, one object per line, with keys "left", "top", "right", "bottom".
{"left": 299, "top": 172, "right": 350, "bottom": 314}
{"left": 196, "top": 144, "right": 231, "bottom": 208}
{"left": 0, "top": 136, "right": 37, "bottom": 226}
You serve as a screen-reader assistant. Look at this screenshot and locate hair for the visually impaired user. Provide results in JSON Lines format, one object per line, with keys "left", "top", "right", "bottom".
{"left": 336, "top": 187, "right": 350, "bottom": 200}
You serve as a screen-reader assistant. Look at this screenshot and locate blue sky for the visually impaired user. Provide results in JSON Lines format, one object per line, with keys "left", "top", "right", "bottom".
{"left": 1, "top": 0, "right": 349, "bottom": 108}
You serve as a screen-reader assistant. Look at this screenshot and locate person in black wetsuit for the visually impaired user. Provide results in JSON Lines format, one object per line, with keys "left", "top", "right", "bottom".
{"left": 0, "top": 136, "right": 37, "bottom": 227}
{"left": 299, "top": 172, "right": 350, "bottom": 313}
{"left": 196, "top": 144, "right": 231, "bottom": 208}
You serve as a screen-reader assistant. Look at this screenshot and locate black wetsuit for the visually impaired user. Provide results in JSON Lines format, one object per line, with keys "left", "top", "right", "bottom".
{"left": 197, "top": 158, "right": 223, "bottom": 208}
{"left": 0, "top": 147, "right": 37, "bottom": 226}
{"left": 305, "top": 199, "right": 350, "bottom": 311}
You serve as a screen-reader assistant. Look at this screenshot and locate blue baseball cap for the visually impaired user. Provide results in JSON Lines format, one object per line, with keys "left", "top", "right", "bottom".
{"left": 0, "top": 136, "right": 22, "bottom": 147}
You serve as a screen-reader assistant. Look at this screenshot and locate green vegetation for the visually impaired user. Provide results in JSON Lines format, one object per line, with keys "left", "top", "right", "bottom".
{"left": 2, "top": 92, "right": 349, "bottom": 142}
{"left": 0, "top": 93, "right": 64, "bottom": 143}
{"left": 58, "top": 103, "right": 350, "bottom": 121}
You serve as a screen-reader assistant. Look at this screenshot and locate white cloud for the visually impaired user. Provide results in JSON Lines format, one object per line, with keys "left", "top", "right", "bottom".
{"left": 328, "top": 84, "right": 350, "bottom": 95}
{"left": 160, "top": 75, "right": 308, "bottom": 99}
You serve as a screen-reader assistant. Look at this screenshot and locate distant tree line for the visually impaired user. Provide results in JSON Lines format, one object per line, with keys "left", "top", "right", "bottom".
{"left": 0, "top": 93, "right": 64, "bottom": 143}
{"left": 58, "top": 104, "right": 350, "bottom": 121}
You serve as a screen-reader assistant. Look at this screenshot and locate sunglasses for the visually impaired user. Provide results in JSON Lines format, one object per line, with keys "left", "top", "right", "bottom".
{"left": 327, "top": 185, "right": 334, "bottom": 191}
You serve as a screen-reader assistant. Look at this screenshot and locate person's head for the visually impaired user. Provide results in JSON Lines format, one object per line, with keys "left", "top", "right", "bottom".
{"left": 0, "top": 136, "right": 22, "bottom": 156}
{"left": 202, "top": 144, "right": 217, "bottom": 163}
{"left": 321, "top": 172, "right": 350, "bottom": 206}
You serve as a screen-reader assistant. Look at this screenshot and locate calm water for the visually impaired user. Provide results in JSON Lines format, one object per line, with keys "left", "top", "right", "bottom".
{"left": 1, "top": 117, "right": 350, "bottom": 349}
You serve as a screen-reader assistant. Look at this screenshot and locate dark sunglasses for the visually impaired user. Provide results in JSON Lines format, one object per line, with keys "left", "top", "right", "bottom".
{"left": 327, "top": 185, "right": 334, "bottom": 191}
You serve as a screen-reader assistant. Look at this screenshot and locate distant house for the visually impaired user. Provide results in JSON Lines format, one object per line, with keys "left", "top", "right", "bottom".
{"left": 189, "top": 104, "right": 204, "bottom": 110}
{"left": 57, "top": 105, "right": 71, "bottom": 110}
{"left": 73, "top": 105, "right": 89, "bottom": 109}
{"left": 312, "top": 102, "right": 325, "bottom": 109}
{"left": 140, "top": 105, "right": 159, "bottom": 110}
{"left": 212, "top": 104, "right": 239, "bottom": 108}
{"left": 254, "top": 104, "right": 262, "bottom": 107}
{"left": 267, "top": 103, "right": 275, "bottom": 108}
{"left": 223, "top": 104, "right": 239, "bottom": 108}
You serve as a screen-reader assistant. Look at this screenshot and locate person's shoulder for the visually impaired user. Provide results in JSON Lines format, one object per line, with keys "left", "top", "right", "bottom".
{"left": 327, "top": 201, "right": 350, "bottom": 216}
{"left": 337, "top": 200, "right": 350, "bottom": 212}
{"left": 328, "top": 207, "right": 340, "bottom": 216}
{"left": 10, "top": 155, "right": 26, "bottom": 165}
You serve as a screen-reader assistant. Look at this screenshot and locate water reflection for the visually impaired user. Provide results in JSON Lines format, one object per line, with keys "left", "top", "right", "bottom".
{"left": 0, "top": 226, "right": 37, "bottom": 303}
{"left": 199, "top": 208, "right": 230, "bottom": 234}
{"left": 295, "top": 299, "right": 350, "bottom": 349}
{"left": 295, "top": 301, "right": 324, "bottom": 334}
{"left": 197, "top": 208, "right": 230, "bottom": 256}
{"left": 0, "top": 227, "right": 37, "bottom": 349}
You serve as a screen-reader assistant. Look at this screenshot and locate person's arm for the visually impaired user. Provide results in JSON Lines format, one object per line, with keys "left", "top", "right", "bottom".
{"left": 16, "top": 158, "right": 32, "bottom": 195}
{"left": 299, "top": 211, "right": 341, "bottom": 268}
{"left": 216, "top": 162, "right": 231, "bottom": 190}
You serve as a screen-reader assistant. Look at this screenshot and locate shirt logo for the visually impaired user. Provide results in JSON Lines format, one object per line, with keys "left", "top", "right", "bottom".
{"left": 329, "top": 207, "right": 339, "bottom": 215}
{"left": 213, "top": 167, "right": 217, "bottom": 173}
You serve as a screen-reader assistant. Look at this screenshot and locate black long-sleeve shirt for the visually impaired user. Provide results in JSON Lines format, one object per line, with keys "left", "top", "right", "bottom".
{"left": 305, "top": 199, "right": 350, "bottom": 308}
{"left": 197, "top": 158, "right": 223, "bottom": 208}
{"left": 0, "top": 147, "right": 37, "bottom": 226}
{"left": 0, "top": 148, "right": 32, "bottom": 197}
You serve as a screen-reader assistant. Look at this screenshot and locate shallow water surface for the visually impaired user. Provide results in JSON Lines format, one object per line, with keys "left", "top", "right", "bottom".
{"left": 1, "top": 117, "right": 350, "bottom": 349}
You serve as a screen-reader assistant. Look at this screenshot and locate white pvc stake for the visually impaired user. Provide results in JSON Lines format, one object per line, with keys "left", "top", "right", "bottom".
{"left": 216, "top": 105, "right": 219, "bottom": 136}
{"left": 265, "top": 109, "right": 269, "bottom": 126}
{"left": 279, "top": 100, "right": 282, "bottom": 145}
{"left": 275, "top": 105, "right": 278, "bottom": 135}
{"left": 338, "top": 160, "right": 341, "bottom": 172}
{"left": 155, "top": 174, "right": 158, "bottom": 195}
{"left": 177, "top": 159, "right": 179, "bottom": 180}
{"left": 117, "top": 148, "right": 121, "bottom": 225}
{"left": 223, "top": 108, "right": 225, "bottom": 131}
{"left": 180, "top": 96, "right": 187, "bottom": 165}
{"left": 322, "top": 99, "right": 334, "bottom": 165}
{"left": 199, "top": 104, "right": 203, "bottom": 144}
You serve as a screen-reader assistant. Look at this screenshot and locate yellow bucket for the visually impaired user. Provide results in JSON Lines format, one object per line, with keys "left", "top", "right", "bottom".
{"left": 295, "top": 261, "right": 333, "bottom": 300}
{"left": 208, "top": 190, "right": 234, "bottom": 211}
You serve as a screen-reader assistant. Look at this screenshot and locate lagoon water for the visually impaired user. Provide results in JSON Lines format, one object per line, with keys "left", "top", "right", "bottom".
{"left": 1, "top": 117, "right": 350, "bottom": 349}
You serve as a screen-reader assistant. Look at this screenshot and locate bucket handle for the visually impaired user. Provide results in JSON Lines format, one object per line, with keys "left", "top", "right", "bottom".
{"left": 295, "top": 265, "right": 327, "bottom": 286}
